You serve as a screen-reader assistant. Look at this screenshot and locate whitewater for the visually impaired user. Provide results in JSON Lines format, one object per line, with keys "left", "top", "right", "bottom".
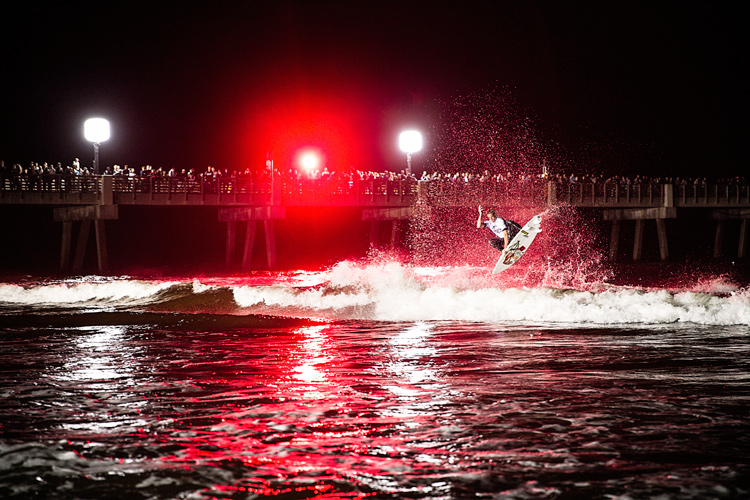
{"left": 1, "top": 260, "right": 748, "bottom": 325}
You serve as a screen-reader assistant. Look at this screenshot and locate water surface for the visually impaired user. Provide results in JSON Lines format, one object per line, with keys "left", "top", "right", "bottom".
{"left": 1, "top": 264, "right": 749, "bottom": 499}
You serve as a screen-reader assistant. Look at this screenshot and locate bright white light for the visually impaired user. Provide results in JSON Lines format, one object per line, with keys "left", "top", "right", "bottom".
{"left": 398, "top": 130, "right": 422, "bottom": 154}
{"left": 84, "top": 118, "right": 110, "bottom": 143}
{"left": 300, "top": 153, "right": 318, "bottom": 170}
{"left": 295, "top": 148, "right": 323, "bottom": 171}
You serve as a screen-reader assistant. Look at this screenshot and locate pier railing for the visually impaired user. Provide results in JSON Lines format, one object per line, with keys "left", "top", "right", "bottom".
{"left": 108, "top": 175, "right": 418, "bottom": 206}
{"left": 281, "top": 177, "right": 417, "bottom": 206}
{"left": 2, "top": 173, "right": 749, "bottom": 209}
{"left": 552, "top": 181, "right": 664, "bottom": 206}
{"left": 550, "top": 182, "right": 750, "bottom": 208}
{"left": 675, "top": 183, "right": 750, "bottom": 207}
{"left": 0, "top": 173, "right": 100, "bottom": 194}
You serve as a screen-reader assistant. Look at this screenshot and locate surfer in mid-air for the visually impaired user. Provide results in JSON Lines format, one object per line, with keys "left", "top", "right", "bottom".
{"left": 477, "top": 206, "right": 522, "bottom": 252}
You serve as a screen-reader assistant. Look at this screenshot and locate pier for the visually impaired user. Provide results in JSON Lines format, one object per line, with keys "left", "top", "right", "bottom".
{"left": 2, "top": 174, "right": 749, "bottom": 273}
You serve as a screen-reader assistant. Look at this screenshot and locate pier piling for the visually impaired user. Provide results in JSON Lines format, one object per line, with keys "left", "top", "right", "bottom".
{"left": 219, "top": 206, "right": 285, "bottom": 270}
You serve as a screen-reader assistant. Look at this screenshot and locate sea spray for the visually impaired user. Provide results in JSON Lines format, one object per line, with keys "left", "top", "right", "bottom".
{"left": 427, "top": 86, "right": 546, "bottom": 174}
{"left": 404, "top": 87, "right": 612, "bottom": 290}
{"left": 228, "top": 261, "right": 750, "bottom": 324}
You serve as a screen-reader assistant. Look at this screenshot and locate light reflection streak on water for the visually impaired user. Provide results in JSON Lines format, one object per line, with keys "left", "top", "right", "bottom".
{"left": 379, "top": 321, "right": 453, "bottom": 425}
{"left": 49, "top": 325, "right": 150, "bottom": 435}
{"left": 291, "top": 324, "right": 331, "bottom": 386}
{"left": 58, "top": 326, "right": 132, "bottom": 383}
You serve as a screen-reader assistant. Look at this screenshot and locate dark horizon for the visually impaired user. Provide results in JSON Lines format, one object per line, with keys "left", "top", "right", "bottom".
{"left": 2, "top": 2, "right": 747, "bottom": 180}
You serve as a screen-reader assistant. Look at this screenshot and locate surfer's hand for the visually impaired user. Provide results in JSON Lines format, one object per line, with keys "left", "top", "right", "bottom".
{"left": 478, "top": 205, "right": 482, "bottom": 213}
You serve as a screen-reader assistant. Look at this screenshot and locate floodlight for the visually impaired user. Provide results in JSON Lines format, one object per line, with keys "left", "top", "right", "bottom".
{"left": 398, "top": 130, "right": 423, "bottom": 174}
{"left": 399, "top": 130, "right": 422, "bottom": 154}
{"left": 84, "top": 118, "right": 110, "bottom": 174}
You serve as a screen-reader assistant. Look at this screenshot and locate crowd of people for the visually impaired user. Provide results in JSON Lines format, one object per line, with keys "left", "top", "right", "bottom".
{"left": 0, "top": 159, "right": 99, "bottom": 191}
{"left": 418, "top": 170, "right": 747, "bottom": 188}
{"left": 0, "top": 158, "right": 747, "bottom": 192}
{"left": 0, "top": 159, "right": 91, "bottom": 178}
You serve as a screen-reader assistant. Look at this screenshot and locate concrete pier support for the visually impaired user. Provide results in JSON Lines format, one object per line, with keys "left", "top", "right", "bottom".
{"left": 633, "top": 219, "right": 645, "bottom": 261}
{"left": 713, "top": 221, "right": 725, "bottom": 258}
{"left": 361, "top": 207, "right": 413, "bottom": 249}
{"left": 219, "top": 206, "right": 285, "bottom": 270}
{"left": 225, "top": 221, "right": 238, "bottom": 267}
{"left": 656, "top": 218, "right": 669, "bottom": 261}
{"left": 609, "top": 220, "right": 620, "bottom": 261}
{"left": 369, "top": 220, "right": 381, "bottom": 248}
{"left": 54, "top": 205, "right": 119, "bottom": 274}
{"left": 264, "top": 219, "right": 277, "bottom": 269}
{"left": 242, "top": 220, "right": 257, "bottom": 269}
{"left": 604, "top": 207, "right": 676, "bottom": 261}
{"left": 60, "top": 221, "right": 73, "bottom": 271}
{"left": 712, "top": 209, "right": 750, "bottom": 259}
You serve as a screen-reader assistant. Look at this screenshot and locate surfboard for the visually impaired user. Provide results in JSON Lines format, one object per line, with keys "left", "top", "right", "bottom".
{"left": 492, "top": 214, "right": 543, "bottom": 274}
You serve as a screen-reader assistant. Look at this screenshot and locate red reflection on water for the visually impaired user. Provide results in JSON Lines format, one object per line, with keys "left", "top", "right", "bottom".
{"left": 139, "top": 323, "right": 365, "bottom": 494}
{"left": 135, "top": 321, "right": 454, "bottom": 496}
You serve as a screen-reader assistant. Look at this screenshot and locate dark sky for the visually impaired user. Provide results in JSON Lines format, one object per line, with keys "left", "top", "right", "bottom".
{"left": 2, "top": 1, "right": 746, "bottom": 179}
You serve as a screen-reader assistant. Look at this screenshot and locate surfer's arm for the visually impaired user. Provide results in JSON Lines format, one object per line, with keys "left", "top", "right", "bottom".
{"left": 476, "top": 206, "right": 484, "bottom": 229}
{"left": 502, "top": 230, "right": 509, "bottom": 249}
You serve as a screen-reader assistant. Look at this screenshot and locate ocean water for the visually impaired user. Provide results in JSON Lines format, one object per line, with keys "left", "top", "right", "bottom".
{"left": 1, "top": 261, "right": 749, "bottom": 499}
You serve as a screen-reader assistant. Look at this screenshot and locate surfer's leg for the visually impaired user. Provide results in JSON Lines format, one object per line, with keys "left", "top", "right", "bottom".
{"left": 489, "top": 238, "right": 504, "bottom": 251}
{"left": 507, "top": 221, "right": 521, "bottom": 240}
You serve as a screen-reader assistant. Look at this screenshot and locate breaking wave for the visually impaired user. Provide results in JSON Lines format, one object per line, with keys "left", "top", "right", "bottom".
{"left": 0, "top": 261, "right": 748, "bottom": 326}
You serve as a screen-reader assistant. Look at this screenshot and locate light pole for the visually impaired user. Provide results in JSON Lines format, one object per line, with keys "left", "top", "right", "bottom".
{"left": 84, "top": 118, "right": 110, "bottom": 174}
{"left": 398, "top": 130, "right": 422, "bottom": 175}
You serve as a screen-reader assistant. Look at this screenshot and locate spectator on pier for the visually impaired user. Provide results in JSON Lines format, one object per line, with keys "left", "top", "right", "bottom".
{"left": 477, "top": 206, "right": 522, "bottom": 252}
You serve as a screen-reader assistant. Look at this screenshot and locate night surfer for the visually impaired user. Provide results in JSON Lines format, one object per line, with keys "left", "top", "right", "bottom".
{"left": 477, "top": 206, "right": 522, "bottom": 252}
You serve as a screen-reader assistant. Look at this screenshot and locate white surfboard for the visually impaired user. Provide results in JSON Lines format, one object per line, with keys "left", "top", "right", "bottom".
{"left": 492, "top": 214, "right": 543, "bottom": 274}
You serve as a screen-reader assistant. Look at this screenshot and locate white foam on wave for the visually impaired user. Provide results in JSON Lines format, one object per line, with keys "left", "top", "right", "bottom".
{"left": 1, "top": 263, "right": 748, "bottom": 325}
{"left": 232, "top": 261, "right": 750, "bottom": 325}
{"left": 0, "top": 278, "right": 177, "bottom": 308}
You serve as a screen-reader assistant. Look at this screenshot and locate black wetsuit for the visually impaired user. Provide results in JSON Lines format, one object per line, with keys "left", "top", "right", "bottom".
{"left": 486, "top": 218, "right": 522, "bottom": 251}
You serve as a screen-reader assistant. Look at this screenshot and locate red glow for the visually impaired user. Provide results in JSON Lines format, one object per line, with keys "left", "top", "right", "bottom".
{"left": 237, "top": 88, "right": 379, "bottom": 173}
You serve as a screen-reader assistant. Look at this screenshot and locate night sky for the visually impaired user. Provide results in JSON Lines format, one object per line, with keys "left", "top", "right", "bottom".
{"left": 2, "top": 1, "right": 747, "bottom": 179}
